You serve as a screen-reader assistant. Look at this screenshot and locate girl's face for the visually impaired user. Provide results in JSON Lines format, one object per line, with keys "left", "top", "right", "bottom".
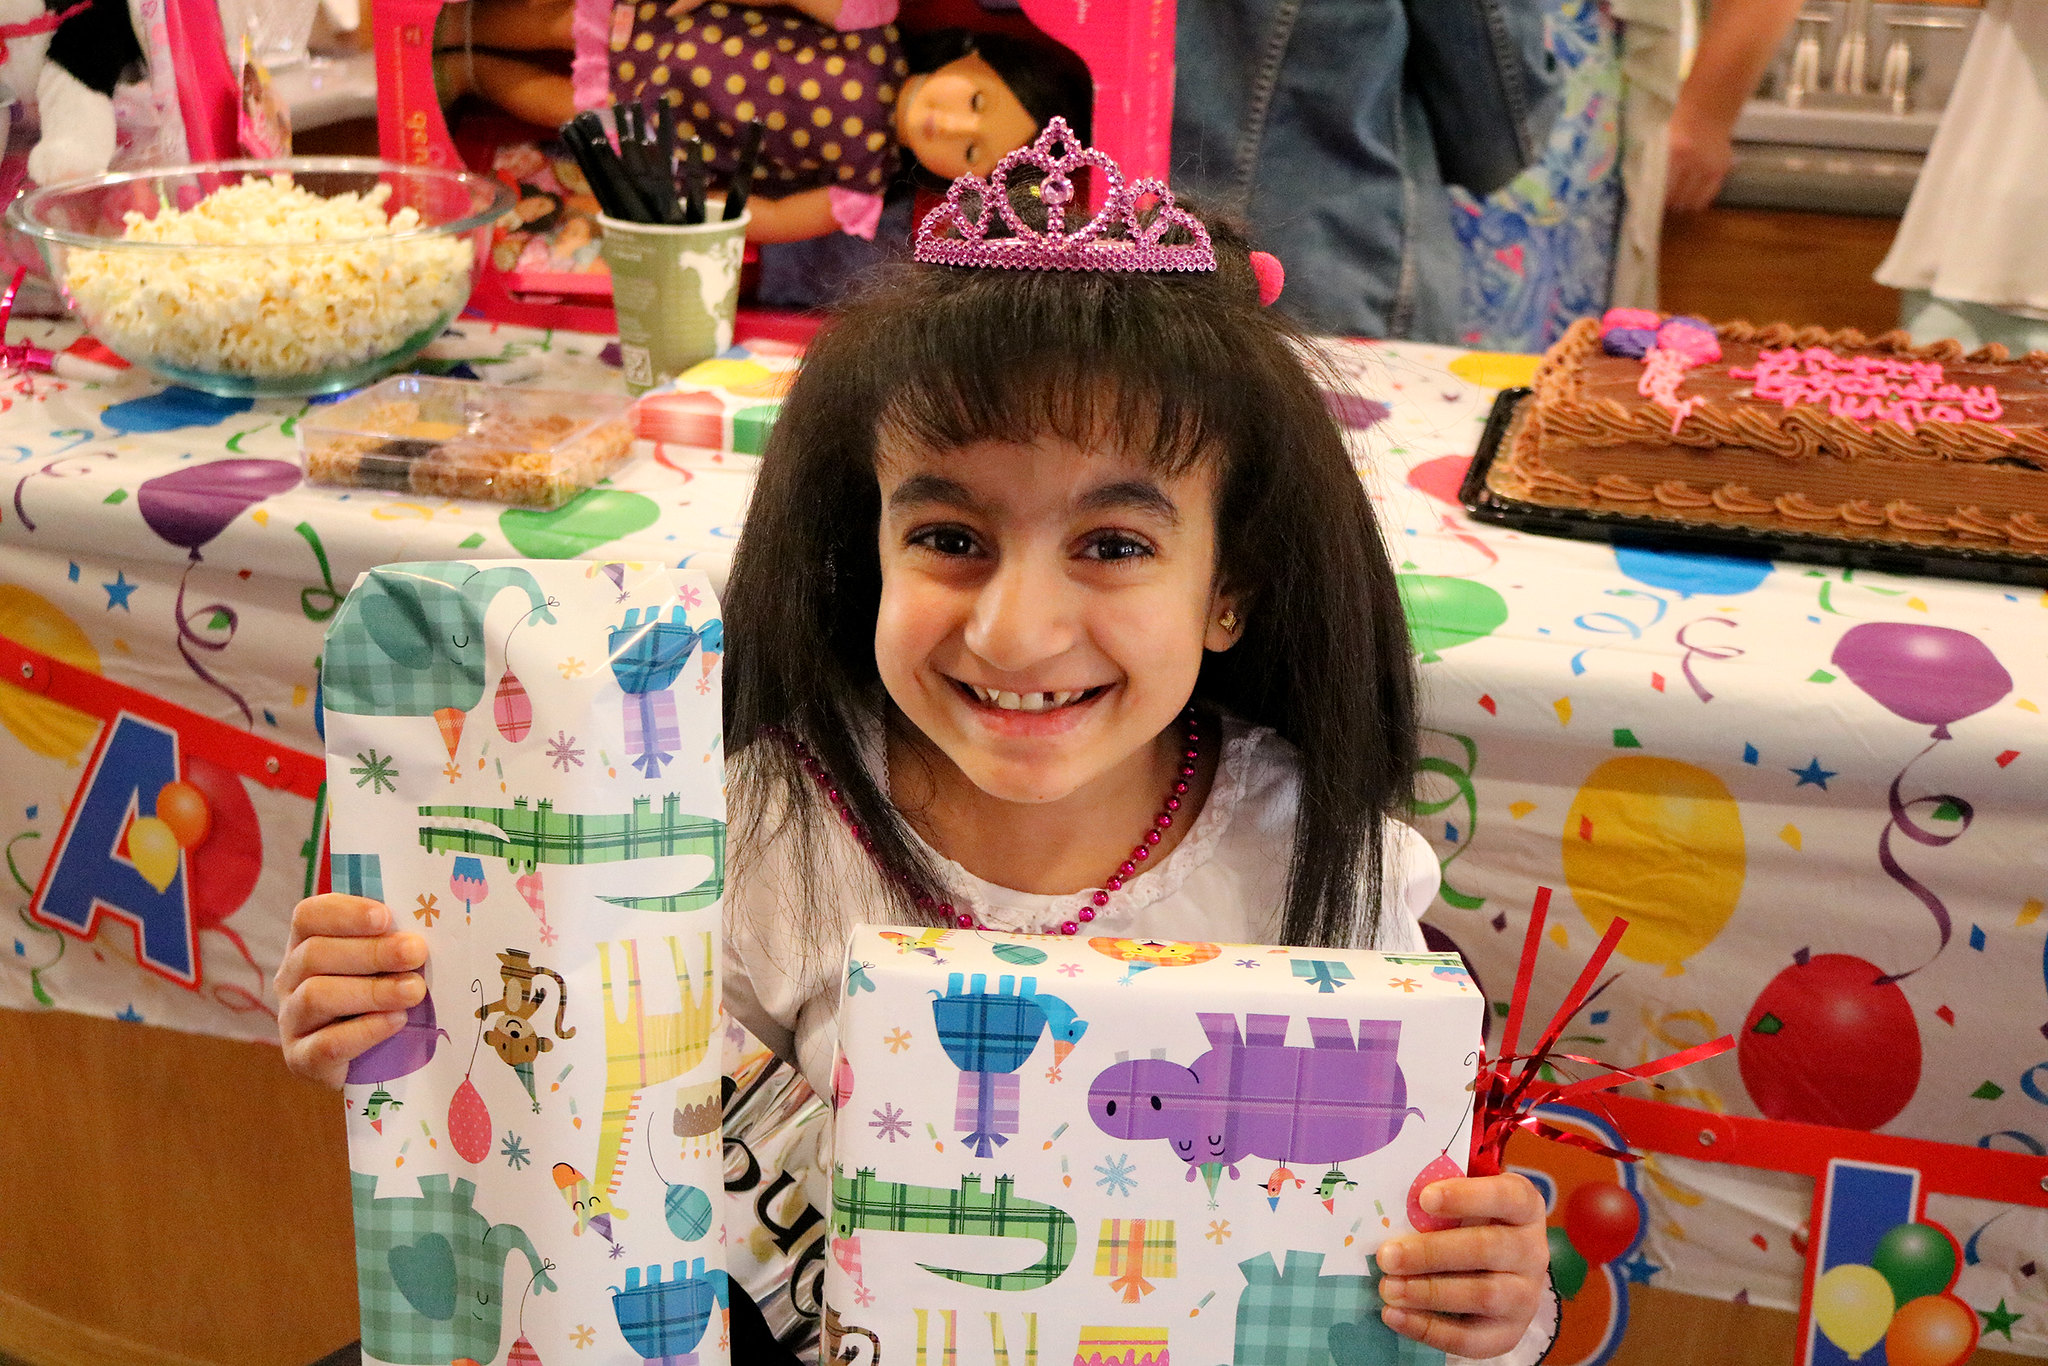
{"left": 894, "top": 53, "right": 1038, "bottom": 180}
{"left": 874, "top": 431, "right": 1239, "bottom": 810}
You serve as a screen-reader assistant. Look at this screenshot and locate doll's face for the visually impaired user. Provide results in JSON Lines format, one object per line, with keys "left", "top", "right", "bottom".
{"left": 895, "top": 53, "right": 1038, "bottom": 180}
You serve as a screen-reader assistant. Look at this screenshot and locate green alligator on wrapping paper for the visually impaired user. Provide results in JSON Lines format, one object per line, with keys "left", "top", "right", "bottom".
{"left": 831, "top": 1167, "right": 1077, "bottom": 1290}
{"left": 350, "top": 1171, "right": 554, "bottom": 1365}
{"left": 415, "top": 794, "right": 725, "bottom": 911}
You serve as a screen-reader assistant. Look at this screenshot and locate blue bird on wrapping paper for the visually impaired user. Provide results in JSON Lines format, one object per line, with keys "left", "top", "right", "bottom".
{"left": 607, "top": 605, "right": 722, "bottom": 778}
{"left": 929, "top": 972, "right": 1088, "bottom": 1157}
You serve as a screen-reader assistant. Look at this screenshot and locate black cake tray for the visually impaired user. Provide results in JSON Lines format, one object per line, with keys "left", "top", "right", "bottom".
{"left": 1458, "top": 388, "right": 2048, "bottom": 589}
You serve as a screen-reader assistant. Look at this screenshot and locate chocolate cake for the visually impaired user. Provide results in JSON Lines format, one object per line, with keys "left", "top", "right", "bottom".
{"left": 1488, "top": 314, "right": 2048, "bottom": 552}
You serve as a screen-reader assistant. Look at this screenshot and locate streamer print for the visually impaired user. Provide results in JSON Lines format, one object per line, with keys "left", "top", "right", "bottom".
{"left": 1414, "top": 728, "right": 1485, "bottom": 910}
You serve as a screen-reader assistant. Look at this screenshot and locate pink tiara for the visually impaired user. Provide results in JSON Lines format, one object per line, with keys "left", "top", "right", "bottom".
{"left": 913, "top": 117, "right": 1216, "bottom": 274}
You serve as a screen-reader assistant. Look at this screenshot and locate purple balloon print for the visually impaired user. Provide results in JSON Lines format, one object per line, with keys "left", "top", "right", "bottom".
{"left": 1323, "top": 391, "right": 1393, "bottom": 431}
{"left": 137, "top": 458, "right": 301, "bottom": 560}
{"left": 1831, "top": 623, "right": 2012, "bottom": 739}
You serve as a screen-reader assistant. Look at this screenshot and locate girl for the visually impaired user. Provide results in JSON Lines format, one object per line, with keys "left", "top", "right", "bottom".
{"left": 277, "top": 129, "right": 1554, "bottom": 1362}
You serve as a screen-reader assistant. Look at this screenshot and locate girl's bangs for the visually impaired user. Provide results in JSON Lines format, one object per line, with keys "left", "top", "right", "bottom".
{"left": 868, "top": 276, "right": 1250, "bottom": 474}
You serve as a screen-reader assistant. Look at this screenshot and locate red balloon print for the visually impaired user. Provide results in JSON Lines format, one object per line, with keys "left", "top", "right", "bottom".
{"left": 1407, "top": 455, "right": 1474, "bottom": 506}
{"left": 493, "top": 669, "right": 533, "bottom": 742}
{"left": 1738, "top": 954, "right": 1922, "bottom": 1130}
{"left": 181, "top": 756, "right": 261, "bottom": 931}
{"left": 1563, "top": 1181, "right": 1642, "bottom": 1264}
{"left": 448, "top": 1076, "right": 493, "bottom": 1164}
{"left": 1406, "top": 1154, "right": 1465, "bottom": 1233}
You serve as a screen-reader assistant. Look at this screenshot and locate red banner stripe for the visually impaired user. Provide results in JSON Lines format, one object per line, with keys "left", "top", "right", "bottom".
{"left": 0, "top": 631, "right": 324, "bottom": 799}
{"left": 1599, "top": 1093, "right": 2048, "bottom": 1208}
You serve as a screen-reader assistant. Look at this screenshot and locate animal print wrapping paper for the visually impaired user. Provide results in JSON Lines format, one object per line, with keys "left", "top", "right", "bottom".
{"left": 322, "top": 560, "right": 730, "bottom": 1366}
{"left": 826, "top": 928, "right": 1487, "bottom": 1366}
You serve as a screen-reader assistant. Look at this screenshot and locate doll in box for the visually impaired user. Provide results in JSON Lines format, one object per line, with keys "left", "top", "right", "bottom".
{"left": 433, "top": 0, "right": 1089, "bottom": 244}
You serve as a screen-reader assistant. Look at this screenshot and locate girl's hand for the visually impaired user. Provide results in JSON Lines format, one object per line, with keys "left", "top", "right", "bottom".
{"left": 274, "top": 894, "right": 428, "bottom": 1089}
{"left": 1375, "top": 1173, "right": 1551, "bottom": 1360}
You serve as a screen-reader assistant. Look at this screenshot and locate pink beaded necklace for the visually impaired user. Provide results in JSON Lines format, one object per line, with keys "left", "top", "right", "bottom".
{"left": 780, "top": 706, "right": 1202, "bottom": 936}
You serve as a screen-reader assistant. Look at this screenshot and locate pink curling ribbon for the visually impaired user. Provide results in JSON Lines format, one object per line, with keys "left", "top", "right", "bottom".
{"left": 1872, "top": 739, "right": 1970, "bottom": 985}
{"left": 1469, "top": 886, "right": 1734, "bottom": 1178}
{"left": 1674, "top": 615, "right": 1743, "bottom": 703}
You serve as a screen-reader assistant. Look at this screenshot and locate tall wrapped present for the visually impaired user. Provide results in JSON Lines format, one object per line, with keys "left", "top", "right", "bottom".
{"left": 825, "top": 929, "right": 1485, "bottom": 1366}
{"left": 323, "top": 560, "right": 729, "bottom": 1366}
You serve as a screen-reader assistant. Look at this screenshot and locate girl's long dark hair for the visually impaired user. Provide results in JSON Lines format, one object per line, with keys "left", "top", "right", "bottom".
{"left": 723, "top": 194, "right": 1418, "bottom": 951}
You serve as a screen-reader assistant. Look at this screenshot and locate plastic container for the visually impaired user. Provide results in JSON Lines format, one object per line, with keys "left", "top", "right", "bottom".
{"left": 300, "top": 375, "right": 636, "bottom": 507}
{"left": 6, "top": 159, "right": 510, "bottom": 398}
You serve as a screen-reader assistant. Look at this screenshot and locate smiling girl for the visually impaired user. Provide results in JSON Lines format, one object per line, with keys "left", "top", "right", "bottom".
{"left": 278, "top": 124, "right": 1555, "bottom": 1361}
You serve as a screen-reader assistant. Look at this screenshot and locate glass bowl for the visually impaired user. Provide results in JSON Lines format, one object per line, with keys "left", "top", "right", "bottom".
{"left": 6, "top": 158, "right": 514, "bottom": 398}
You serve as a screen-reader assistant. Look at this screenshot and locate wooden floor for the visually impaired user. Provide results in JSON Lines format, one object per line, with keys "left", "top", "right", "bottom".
{"left": 2, "top": 1004, "right": 2037, "bottom": 1366}
{"left": 1661, "top": 207, "right": 1906, "bottom": 336}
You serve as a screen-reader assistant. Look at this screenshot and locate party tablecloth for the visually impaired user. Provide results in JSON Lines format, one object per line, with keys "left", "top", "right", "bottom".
{"left": 1, "top": 322, "right": 2043, "bottom": 1357}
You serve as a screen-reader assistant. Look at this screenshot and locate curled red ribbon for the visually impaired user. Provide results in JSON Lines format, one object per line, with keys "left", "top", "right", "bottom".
{"left": 1468, "top": 886, "right": 1735, "bottom": 1177}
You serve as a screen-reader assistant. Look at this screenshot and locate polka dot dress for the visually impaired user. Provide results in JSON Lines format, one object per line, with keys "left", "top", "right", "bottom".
{"left": 610, "top": 1, "right": 907, "bottom": 199}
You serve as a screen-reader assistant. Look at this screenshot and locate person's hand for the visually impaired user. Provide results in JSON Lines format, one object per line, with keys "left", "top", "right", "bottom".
{"left": 1665, "top": 101, "right": 1736, "bottom": 215}
{"left": 275, "top": 894, "right": 428, "bottom": 1089}
{"left": 1375, "top": 1173, "right": 1551, "bottom": 1359}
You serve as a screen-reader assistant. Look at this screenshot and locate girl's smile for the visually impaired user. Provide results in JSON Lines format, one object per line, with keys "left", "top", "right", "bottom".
{"left": 874, "top": 430, "right": 1238, "bottom": 891}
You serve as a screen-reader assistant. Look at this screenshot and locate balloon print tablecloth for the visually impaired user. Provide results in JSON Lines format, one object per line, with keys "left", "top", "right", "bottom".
{"left": 0, "top": 321, "right": 2043, "bottom": 1356}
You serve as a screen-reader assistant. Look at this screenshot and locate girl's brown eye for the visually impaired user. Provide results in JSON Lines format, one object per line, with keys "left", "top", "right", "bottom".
{"left": 1085, "top": 532, "right": 1151, "bottom": 562}
{"left": 913, "top": 526, "right": 978, "bottom": 557}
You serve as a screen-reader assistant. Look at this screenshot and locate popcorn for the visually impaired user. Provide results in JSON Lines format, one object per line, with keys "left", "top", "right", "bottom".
{"left": 60, "top": 174, "right": 474, "bottom": 380}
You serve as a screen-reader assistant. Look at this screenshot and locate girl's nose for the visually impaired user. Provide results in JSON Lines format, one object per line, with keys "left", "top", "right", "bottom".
{"left": 963, "top": 552, "right": 1074, "bottom": 671}
{"left": 933, "top": 108, "right": 978, "bottom": 137}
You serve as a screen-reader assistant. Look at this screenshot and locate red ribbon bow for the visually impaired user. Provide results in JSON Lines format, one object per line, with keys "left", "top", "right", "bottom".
{"left": 0, "top": 266, "right": 57, "bottom": 379}
{"left": 1468, "top": 886, "right": 1735, "bottom": 1177}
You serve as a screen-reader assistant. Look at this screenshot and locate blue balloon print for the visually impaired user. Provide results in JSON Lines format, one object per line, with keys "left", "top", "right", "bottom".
{"left": 103, "top": 388, "right": 255, "bottom": 434}
{"left": 664, "top": 1183, "right": 715, "bottom": 1241}
{"left": 1613, "top": 546, "right": 1773, "bottom": 598}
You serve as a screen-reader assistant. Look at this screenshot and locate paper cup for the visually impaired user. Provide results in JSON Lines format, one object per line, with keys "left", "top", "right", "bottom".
{"left": 598, "top": 209, "right": 750, "bottom": 394}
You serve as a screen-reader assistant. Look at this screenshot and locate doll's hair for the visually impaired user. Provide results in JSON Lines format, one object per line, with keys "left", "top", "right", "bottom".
{"left": 897, "top": 29, "right": 1093, "bottom": 187}
{"left": 724, "top": 191, "right": 1418, "bottom": 953}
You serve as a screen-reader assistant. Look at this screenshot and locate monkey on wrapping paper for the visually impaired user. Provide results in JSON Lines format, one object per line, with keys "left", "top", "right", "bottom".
{"left": 476, "top": 949, "right": 576, "bottom": 1110}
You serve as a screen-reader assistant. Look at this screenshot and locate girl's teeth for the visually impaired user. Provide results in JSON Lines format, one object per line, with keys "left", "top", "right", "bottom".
{"left": 968, "top": 686, "right": 1086, "bottom": 711}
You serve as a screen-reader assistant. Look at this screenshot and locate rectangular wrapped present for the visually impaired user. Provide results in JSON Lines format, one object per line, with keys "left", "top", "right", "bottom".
{"left": 824, "top": 928, "right": 1485, "bottom": 1365}
{"left": 323, "top": 559, "right": 729, "bottom": 1366}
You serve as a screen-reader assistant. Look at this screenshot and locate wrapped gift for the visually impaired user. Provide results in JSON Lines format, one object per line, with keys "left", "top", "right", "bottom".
{"left": 323, "top": 560, "right": 729, "bottom": 1366}
{"left": 824, "top": 928, "right": 1485, "bottom": 1365}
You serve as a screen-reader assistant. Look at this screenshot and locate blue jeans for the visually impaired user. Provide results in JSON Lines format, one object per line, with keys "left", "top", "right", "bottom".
{"left": 1172, "top": 0, "right": 1557, "bottom": 341}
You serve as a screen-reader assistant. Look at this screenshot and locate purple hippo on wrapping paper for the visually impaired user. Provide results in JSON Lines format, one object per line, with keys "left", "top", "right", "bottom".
{"left": 1088, "top": 1013, "right": 1422, "bottom": 1205}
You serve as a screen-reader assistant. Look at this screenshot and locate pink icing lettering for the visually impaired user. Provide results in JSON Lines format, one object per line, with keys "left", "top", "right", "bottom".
{"left": 1725, "top": 348, "right": 2001, "bottom": 431}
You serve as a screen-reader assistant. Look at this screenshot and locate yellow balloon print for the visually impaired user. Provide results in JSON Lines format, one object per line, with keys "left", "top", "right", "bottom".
{"left": 1812, "top": 1263, "right": 1895, "bottom": 1360}
{"left": 1447, "top": 352, "right": 1542, "bottom": 390}
{"left": 675, "top": 357, "right": 794, "bottom": 397}
{"left": 0, "top": 584, "right": 102, "bottom": 763}
{"left": 1561, "top": 757, "right": 1745, "bottom": 974}
{"left": 126, "top": 816, "right": 181, "bottom": 893}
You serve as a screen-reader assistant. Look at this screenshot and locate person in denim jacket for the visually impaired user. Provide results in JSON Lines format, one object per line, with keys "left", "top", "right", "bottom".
{"left": 1173, "top": 0, "right": 1559, "bottom": 341}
